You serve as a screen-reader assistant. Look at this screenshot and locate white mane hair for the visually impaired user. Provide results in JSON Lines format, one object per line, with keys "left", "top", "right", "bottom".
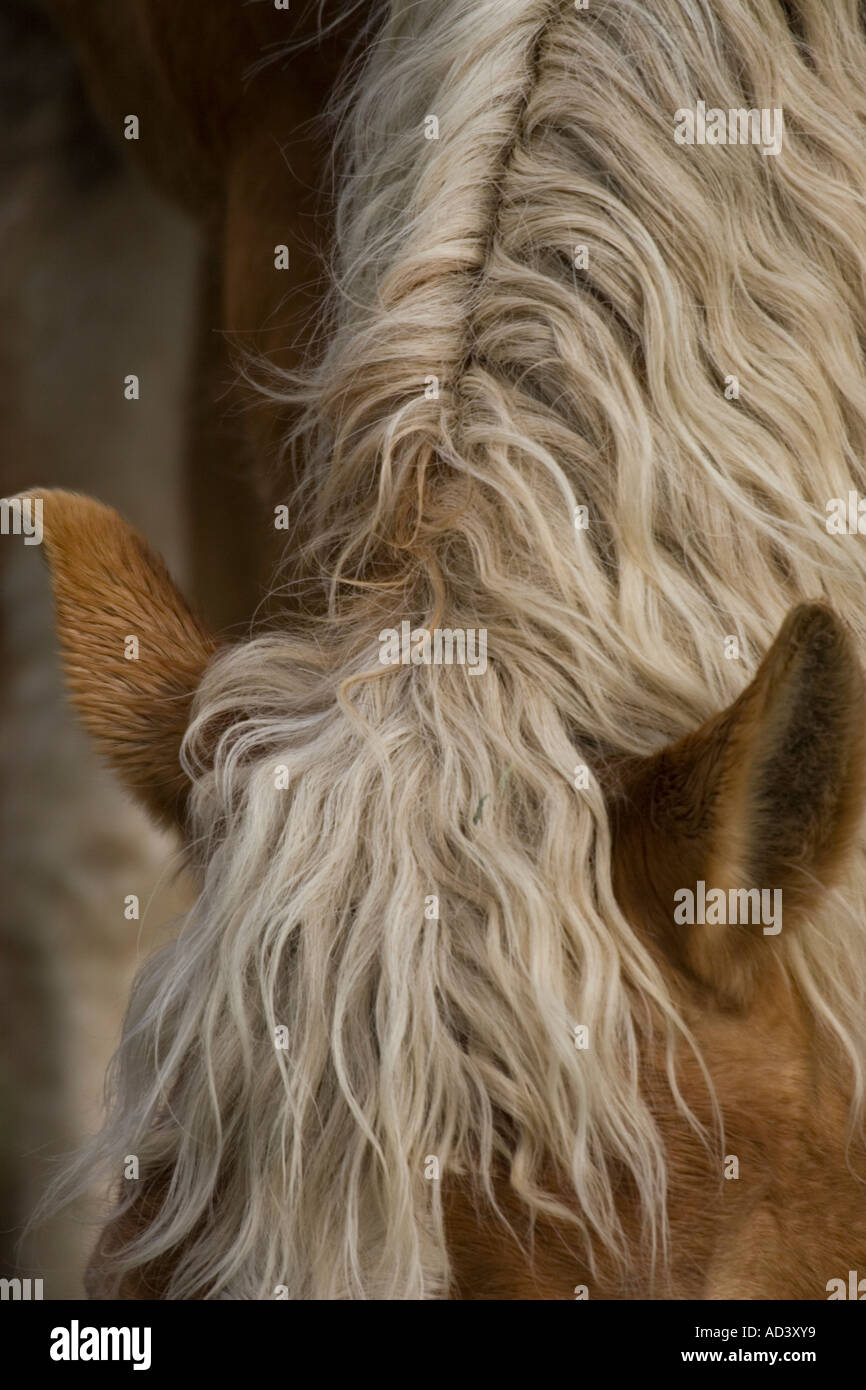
{"left": 51, "top": 0, "right": 866, "bottom": 1296}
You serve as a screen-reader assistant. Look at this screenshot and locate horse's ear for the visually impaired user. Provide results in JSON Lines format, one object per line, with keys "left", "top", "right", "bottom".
{"left": 30, "top": 490, "right": 217, "bottom": 831}
{"left": 611, "top": 605, "right": 866, "bottom": 1006}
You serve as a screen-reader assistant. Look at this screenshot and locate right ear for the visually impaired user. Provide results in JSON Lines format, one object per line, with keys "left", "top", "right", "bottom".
{"left": 610, "top": 604, "right": 866, "bottom": 1007}
{"left": 27, "top": 490, "right": 217, "bottom": 831}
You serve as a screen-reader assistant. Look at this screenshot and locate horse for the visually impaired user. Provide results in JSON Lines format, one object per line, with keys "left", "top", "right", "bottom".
{"left": 44, "top": 0, "right": 365, "bottom": 631}
{"left": 0, "top": 0, "right": 360, "bottom": 1293}
{"left": 27, "top": 0, "right": 866, "bottom": 1298}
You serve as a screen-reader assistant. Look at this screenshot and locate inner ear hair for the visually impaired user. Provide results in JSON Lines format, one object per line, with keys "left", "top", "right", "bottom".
{"left": 611, "top": 604, "right": 866, "bottom": 1008}
{"left": 722, "top": 604, "right": 866, "bottom": 905}
{"left": 30, "top": 489, "right": 217, "bottom": 830}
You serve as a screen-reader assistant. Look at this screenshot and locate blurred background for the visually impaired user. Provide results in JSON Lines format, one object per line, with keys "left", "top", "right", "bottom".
{"left": 0, "top": 0, "right": 352, "bottom": 1296}
{"left": 0, "top": 0, "right": 200, "bottom": 1296}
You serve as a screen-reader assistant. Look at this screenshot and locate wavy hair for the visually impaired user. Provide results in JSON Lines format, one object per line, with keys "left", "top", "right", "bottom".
{"left": 47, "top": 0, "right": 866, "bottom": 1296}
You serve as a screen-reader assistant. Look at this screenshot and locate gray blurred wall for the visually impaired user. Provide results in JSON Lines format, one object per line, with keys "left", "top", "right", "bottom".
{"left": 0, "top": 0, "right": 199, "bottom": 1297}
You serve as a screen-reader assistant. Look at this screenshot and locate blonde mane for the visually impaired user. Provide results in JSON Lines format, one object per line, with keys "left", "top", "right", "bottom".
{"left": 54, "top": 0, "right": 866, "bottom": 1297}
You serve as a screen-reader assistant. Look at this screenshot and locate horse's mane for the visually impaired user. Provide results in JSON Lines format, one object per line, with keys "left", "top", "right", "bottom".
{"left": 51, "top": 0, "right": 866, "bottom": 1297}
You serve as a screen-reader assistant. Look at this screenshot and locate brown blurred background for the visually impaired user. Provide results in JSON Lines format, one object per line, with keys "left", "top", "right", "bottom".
{"left": 0, "top": 0, "right": 201, "bottom": 1297}
{"left": 0, "top": 0, "right": 356, "bottom": 1296}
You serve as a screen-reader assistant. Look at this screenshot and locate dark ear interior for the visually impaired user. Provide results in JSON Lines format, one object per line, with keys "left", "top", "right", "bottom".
{"left": 610, "top": 604, "right": 866, "bottom": 1007}
{"left": 32, "top": 489, "right": 217, "bottom": 830}
{"left": 738, "top": 605, "right": 866, "bottom": 896}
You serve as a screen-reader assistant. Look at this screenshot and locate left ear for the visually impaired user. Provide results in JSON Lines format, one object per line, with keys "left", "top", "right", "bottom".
{"left": 610, "top": 604, "right": 866, "bottom": 1007}
{"left": 29, "top": 490, "right": 217, "bottom": 830}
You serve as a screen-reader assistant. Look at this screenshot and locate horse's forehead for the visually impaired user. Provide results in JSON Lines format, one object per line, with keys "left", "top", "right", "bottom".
{"left": 641, "top": 956, "right": 814, "bottom": 1114}
{"left": 691, "top": 1003, "right": 813, "bottom": 1120}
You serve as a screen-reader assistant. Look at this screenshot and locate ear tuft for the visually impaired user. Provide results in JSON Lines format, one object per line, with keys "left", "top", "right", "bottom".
{"left": 735, "top": 604, "right": 866, "bottom": 899}
{"left": 29, "top": 489, "right": 216, "bottom": 829}
{"left": 611, "top": 603, "right": 866, "bottom": 1008}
